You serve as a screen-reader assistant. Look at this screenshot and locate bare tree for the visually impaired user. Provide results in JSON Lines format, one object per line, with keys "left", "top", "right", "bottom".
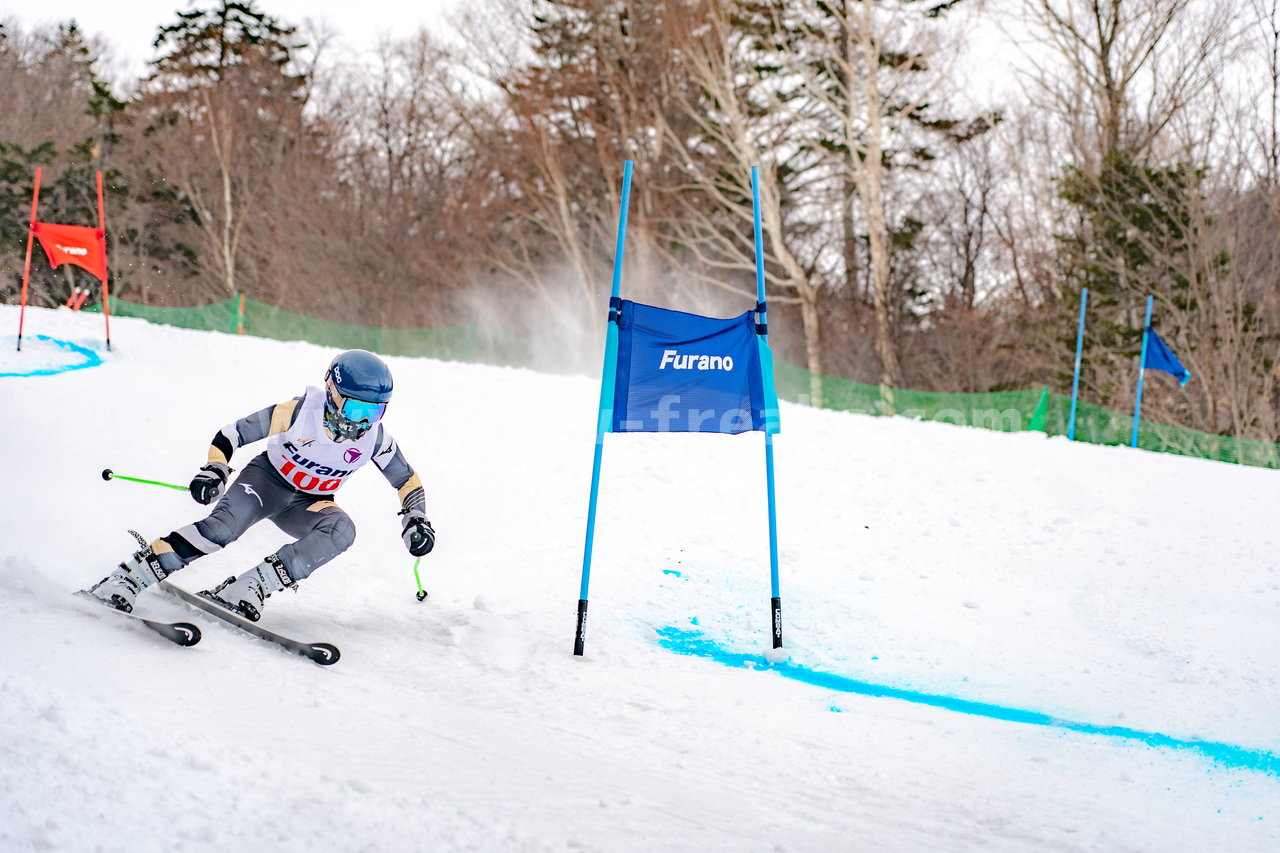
{"left": 318, "top": 31, "right": 479, "bottom": 322}
{"left": 454, "top": 0, "right": 714, "bottom": 368}
{"left": 1014, "top": 0, "right": 1239, "bottom": 416}
{"left": 1019, "top": 0, "right": 1233, "bottom": 179}
{"left": 782, "top": 0, "right": 976, "bottom": 398}
{"left": 654, "top": 1, "right": 830, "bottom": 399}
{"left": 0, "top": 20, "right": 110, "bottom": 153}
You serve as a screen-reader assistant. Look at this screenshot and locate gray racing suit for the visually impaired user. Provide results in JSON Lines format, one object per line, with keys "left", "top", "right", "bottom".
{"left": 150, "top": 386, "right": 425, "bottom": 581}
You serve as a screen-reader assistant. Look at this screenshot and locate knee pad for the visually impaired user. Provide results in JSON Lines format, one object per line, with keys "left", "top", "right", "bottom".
{"left": 317, "top": 513, "right": 356, "bottom": 553}
{"left": 196, "top": 503, "right": 240, "bottom": 549}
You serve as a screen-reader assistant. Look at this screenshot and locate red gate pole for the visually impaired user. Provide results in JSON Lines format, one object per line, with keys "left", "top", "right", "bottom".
{"left": 16, "top": 167, "right": 41, "bottom": 351}
{"left": 97, "top": 171, "right": 110, "bottom": 350}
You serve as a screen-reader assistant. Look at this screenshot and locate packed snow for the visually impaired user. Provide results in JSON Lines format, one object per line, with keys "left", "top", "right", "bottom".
{"left": 1, "top": 304, "right": 1277, "bottom": 852}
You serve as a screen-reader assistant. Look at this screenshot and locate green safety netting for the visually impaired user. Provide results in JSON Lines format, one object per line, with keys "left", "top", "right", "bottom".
{"left": 84, "top": 296, "right": 1280, "bottom": 470}
{"left": 774, "top": 361, "right": 1280, "bottom": 470}
{"left": 90, "top": 296, "right": 475, "bottom": 361}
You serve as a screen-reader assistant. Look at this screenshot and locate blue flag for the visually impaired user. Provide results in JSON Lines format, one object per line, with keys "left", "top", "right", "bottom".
{"left": 1143, "top": 328, "right": 1191, "bottom": 386}
{"left": 611, "top": 300, "right": 780, "bottom": 434}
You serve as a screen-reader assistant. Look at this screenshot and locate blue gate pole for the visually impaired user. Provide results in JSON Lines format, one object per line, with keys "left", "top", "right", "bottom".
{"left": 752, "top": 166, "right": 783, "bottom": 649}
{"left": 1130, "top": 295, "right": 1153, "bottom": 449}
{"left": 575, "top": 159, "right": 633, "bottom": 656}
{"left": 1067, "top": 288, "right": 1088, "bottom": 441}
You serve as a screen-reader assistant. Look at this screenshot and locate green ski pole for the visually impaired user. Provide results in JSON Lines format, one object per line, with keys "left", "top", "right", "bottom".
{"left": 101, "top": 468, "right": 186, "bottom": 491}
{"left": 412, "top": 557, "right": 427, "bottom": 601}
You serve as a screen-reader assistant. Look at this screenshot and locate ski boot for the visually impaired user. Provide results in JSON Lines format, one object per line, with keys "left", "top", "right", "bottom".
{"left": 202, "top": 555, "right": 296, "bottom": 622}
{"left": 89, "top": 546, "right": 170, "bottom": 613}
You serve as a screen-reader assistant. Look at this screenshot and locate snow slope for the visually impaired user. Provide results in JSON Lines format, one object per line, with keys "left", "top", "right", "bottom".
{"left": 1, "top": 304, "right": 1277, "bottom": 852}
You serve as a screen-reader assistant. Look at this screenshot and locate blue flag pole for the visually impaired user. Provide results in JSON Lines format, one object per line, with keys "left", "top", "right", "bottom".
{"left": 1130, "top": 295, "right": 1153, "bottom": 448}
{"left": 575, "top": 159, "right": 633, "bottom": 656}
{"left": 752, "top": 166, "right": 783, "bottom": 649}
{"left": 1068, "top": 287, "right": 1087, "bottom": 441}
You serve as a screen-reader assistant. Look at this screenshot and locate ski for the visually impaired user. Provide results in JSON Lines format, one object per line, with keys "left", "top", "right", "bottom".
{"left": 74, "top": 591, "right": 202, "bottom": 647}
{"left": 161, "top": 582, "right": 341, "bottom": 666}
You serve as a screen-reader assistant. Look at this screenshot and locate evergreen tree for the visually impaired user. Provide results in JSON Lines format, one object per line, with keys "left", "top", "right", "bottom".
{"left": 0, "top": 23, "right": 133, "bottom": 307}
{"left": 1056, "top": 148, "right": 1218, "bottom": 408}
{"left": 140, "top": 1, "right": 309, "bottom": 302}
{"left": 151, "top": 1, "right": 304, "bottom": 86}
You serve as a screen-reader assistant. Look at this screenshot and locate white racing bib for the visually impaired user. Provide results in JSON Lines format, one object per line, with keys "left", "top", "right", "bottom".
{"left": 267, "top": 386, "right": 379, "bottom": 494}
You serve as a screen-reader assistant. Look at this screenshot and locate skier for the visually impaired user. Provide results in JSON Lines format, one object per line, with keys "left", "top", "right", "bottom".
{"left": 88, "top": 349, "right": 435, "bottom": 621}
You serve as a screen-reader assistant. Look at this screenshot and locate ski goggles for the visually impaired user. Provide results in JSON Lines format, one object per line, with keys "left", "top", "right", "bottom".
{"left": 338, "top": 396, "right": 387, "bottom": 425}
{"left": 327, "top": 380, "right": 387, "bottom": 425}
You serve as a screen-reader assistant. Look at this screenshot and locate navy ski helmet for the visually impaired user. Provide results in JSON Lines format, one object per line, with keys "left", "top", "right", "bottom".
{"left": 324, "top": 349, "right": 393, "bottom": 441}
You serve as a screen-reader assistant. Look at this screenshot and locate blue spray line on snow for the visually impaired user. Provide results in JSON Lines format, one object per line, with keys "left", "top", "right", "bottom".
{"left": 655, "top": 626, "right": 1280, "bottom": 777}
{"left": 1, "top": 335, "right": 102, "bottom": 377}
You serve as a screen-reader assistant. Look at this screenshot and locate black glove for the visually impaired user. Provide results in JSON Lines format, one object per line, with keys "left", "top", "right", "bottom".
{"left": 189, "top": 462, "right": 231, "bottom": 505}
{"left": 401, "top": 510, "right": 435, "bottom": 557}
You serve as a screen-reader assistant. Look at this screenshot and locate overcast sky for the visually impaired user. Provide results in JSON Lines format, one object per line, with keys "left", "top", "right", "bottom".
{"left": 9, "top": 1, "right": 1073, "bottom": 112}
{"left": 17, "top": 1, "right": 463, "bottom": 81}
